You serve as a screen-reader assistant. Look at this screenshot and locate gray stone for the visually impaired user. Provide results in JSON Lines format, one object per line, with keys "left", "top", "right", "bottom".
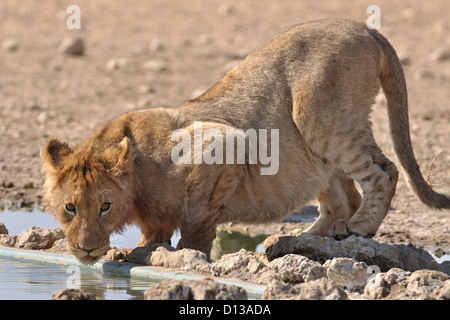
{"left": 2, "top": 38, "right": 19, "bottom": 52}
{"left": 16, "top": 226, "right": 65, "bottom": 250}
{"left": 211, "top": 249, "right": 274, "bottom": 285}
{"left": 364, "top": 268, "right": 449, "bottom": 300}
{"left": 263, "top": 278, "right": 348, "bottom": 300}
{"left": 326, "top": 257, "right": 368, "bottom": 291}
{"left": 148, "top": 246, "right": 211, "bottom": 274}
{"left": 364, "top": 268, "right": 411, "bottom": 299}
{"left": 51, "top": 289, "right": 100, "bottom": 300}
{"left": 127, "top": 243, "right": 175, "bottom": 264}
{"left": 144, "top": 278, "right": 247, "bottom": 300}
{"left": 0, "top": 222, "right": 8, "bottom": 235}
{"left": 265, "top": 234, "right": 450, "bottom": 274}
{"left": 405, "top": 270, "right": 449, "bottom": 299}
{"left": 430, "top": 279, "right": 450, "bottom": 300}
{"left": 269, "top": 254, "right": 327, "bottom": 283}
{"left": 59, "top": 37, "right": 84, "bottom": 56}
{"left": 0, "top": 234, "right": 16, "bottom": 247}
{"left": 430, "top": 47, "right": 450, "bottom": 62}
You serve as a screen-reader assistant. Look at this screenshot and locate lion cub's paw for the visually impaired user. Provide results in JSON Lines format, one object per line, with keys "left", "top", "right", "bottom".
{"left": 330, "top": 219, "right": 376, "bottom": 240}
{"left": 329, "top": 219, "right": 349, "bottom": 240}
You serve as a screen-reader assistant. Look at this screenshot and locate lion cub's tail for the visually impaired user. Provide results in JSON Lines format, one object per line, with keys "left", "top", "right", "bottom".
{"left": 370, "top": 29, "right": 450, "bottom": 210}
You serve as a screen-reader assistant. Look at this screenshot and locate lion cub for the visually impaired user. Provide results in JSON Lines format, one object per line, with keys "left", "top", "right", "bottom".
{"left": 41, "top": 19, "right": 449, "bottom": 263}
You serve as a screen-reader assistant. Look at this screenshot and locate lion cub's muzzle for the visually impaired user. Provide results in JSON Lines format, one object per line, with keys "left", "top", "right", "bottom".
{"left": 69, "top": 242, "right": 110, "bottom": 265}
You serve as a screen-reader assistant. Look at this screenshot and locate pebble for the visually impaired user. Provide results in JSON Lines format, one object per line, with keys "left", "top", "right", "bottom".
{"left": 143, "top": 59, "right": 167, "bottom": 72}
{"left": 106, "top": 58, "right": 129, "bottom": 70}
{"left": 397, "top": 52, "right": 410, "bottom": 66}
{"left": 59, "top": 37, "right": 84, "bottom": 56}
{"left": 22, "top": 182, "right": 34, "bottom": 189}
{"left": 148, "top": 39, "right": 163, "bottom": 52}
{"left": 37, "top": 112, "right": 52, "bottom": 124}
{"left": 430, "top": 47, "right": 450, "bottom": 62}
{"left": 218, "top": 4, "right": 235, "bottom": 16}
{"left": 2, "top": 38, "right": 19, "bottom": 52}
{"left": 0, "top": 223, "right": 8, "bottom": 235}
{"left": 1, "top": 181, "right": 14, "bottom": 188}
{"left": 138, "top": 84, "right": 154, "bottom": 94}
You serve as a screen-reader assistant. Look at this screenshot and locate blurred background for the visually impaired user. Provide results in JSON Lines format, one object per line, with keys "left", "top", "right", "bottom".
{"left": 0, "top": 0, "right": 449, "bottom": 248}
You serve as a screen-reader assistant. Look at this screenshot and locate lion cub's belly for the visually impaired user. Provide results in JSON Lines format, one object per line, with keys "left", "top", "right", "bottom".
{"left": 218, "top": 129, "right": 330, "bottom": 224}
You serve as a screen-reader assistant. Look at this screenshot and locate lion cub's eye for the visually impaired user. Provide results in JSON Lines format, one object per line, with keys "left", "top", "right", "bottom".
{"left": 99, "top": 202, "right": 111, "bottom": 216}
{"left": 64, "top": 203, "right": 77, "bottom": 215}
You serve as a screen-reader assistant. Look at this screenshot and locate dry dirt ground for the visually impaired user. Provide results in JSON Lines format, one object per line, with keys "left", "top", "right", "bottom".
{"left": 0, "top": 1, "right": 449, "bottom": 251}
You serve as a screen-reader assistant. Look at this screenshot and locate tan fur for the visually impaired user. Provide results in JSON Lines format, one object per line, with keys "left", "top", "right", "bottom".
{"left": 41, "top": 19, "right": 449, "bottom": 263}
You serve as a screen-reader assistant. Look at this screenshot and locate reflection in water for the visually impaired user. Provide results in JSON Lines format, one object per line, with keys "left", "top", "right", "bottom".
{"left": 211, "top": 230, "right": 268, "bottom": 261}
{"left": 0, "top": 256, "right": 158, "bottom": 300}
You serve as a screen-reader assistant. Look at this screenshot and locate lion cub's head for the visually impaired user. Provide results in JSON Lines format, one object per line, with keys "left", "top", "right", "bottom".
{"left": 41, "top": 137, "right": 135, "bottom": 264}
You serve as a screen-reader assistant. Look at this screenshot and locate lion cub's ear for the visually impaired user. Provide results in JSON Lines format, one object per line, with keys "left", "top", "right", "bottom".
{"left": 41, "top": 138, "right": 73, "bottom": 172}
{"left": 103, "top": 137, "right": 135, "bottom": 175}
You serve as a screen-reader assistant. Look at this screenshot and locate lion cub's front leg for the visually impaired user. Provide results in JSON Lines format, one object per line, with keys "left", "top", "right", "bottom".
{"left": 177, "top": 164, "right": 244, "bottom": 259}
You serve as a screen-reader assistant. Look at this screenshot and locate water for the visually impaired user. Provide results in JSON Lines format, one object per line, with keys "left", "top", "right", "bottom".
{"left": 0, "top": 256, "right": 157, "bottom": 300}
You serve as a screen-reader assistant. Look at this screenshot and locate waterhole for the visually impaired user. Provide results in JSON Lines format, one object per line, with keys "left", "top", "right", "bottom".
{"left": 0, "top": 208, "right": 268, "bottom": 299}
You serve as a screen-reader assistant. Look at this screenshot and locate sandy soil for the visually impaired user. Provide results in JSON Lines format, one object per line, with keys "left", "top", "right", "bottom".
{"left": 0, "top": 1, "right": 448, "bottom": 251}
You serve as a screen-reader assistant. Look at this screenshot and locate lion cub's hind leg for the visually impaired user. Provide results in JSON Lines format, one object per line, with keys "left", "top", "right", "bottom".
{"left": 305, "top": 169, "right": 361, "bottom": 236}
{"left": 331, "top": 144, "right": 399, "bottom": 239}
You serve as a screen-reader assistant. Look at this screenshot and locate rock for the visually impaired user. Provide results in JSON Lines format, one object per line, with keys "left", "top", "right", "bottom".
{"left": 106, "top": 58, "right": 128, "bottom": 70}
{"left": 126, "top": 243, "right": 211, "bottom": 274}
{"left": 127, "top": 243, "right": 175, "bottom": 264}
{"left": 265, "top": 234, "right": 449, "bottom": 275}
{"left": 364, "top": 269, "right": 449, "bottom": 300}
{"left": 218, "top": 3, "right": 234, "bottom": 15}
{"left": 59, "top": 37, "right": 84, "bottom": 56}
{"left": 104, "top": 248, "right": 129, "bottom": 262}
{"left": 364, "top": 268, "right": 411, "bottom": 299}
{"left": 144, "top": 278, "right": 247, "bottom": 300}
{"left": 0, "top": 234, "right": 16, "bottom": 247}
{"left": 430, "top": 280, "right": 450, "bottom": 300}
{"left": 143, "top": 59, "right": 167, "bottom": 72}
{"left": 138, "top": 84, "right": 154, "bottom": 94}
{"left": 2, "top": 38, "right": 19, "bottom": 52}
{"left": 0, "top": 223, "right": 8, "bottom": 235}
{"left": 1, "top": 181, "right": 14, "bottom": 188}
{"left": 430, "top": 47, "right": 450, "bottom": 62}
{"left": 269, "top": 254, "right": 327, "bottom": 283}
{"left": 263, "top": 278, "right": 348, "bottom": 300}
{"left": 326, "top": 257, "right": 368, "bottom": 291}
{"left": 212, "top": 249, "right": 274, "bottom": 285}
{"left": 397, "top": 52, "right": 410, "bottom": 65}
{"left": 46, "top": 238, "right": 68, "bottom": 253}
{"left": 16, "top": 226, "right": 65, "bottom": 250}
{"left": 405, "top": 270, "right": 449, "bottom": 299}
{"left": 148, "top": 246, "right": 212, "bottom": 274}
{"left": 37, "top": 111, "right": 53, "bottom": 124}
{"left": 51, "top": 289, "right": 100, "bottom": 300}
{"left": 22, "top": 182, "right": 34, "bottom": 189}
{"left": 148, "top": 39, "right": 163, "bottom": 52}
